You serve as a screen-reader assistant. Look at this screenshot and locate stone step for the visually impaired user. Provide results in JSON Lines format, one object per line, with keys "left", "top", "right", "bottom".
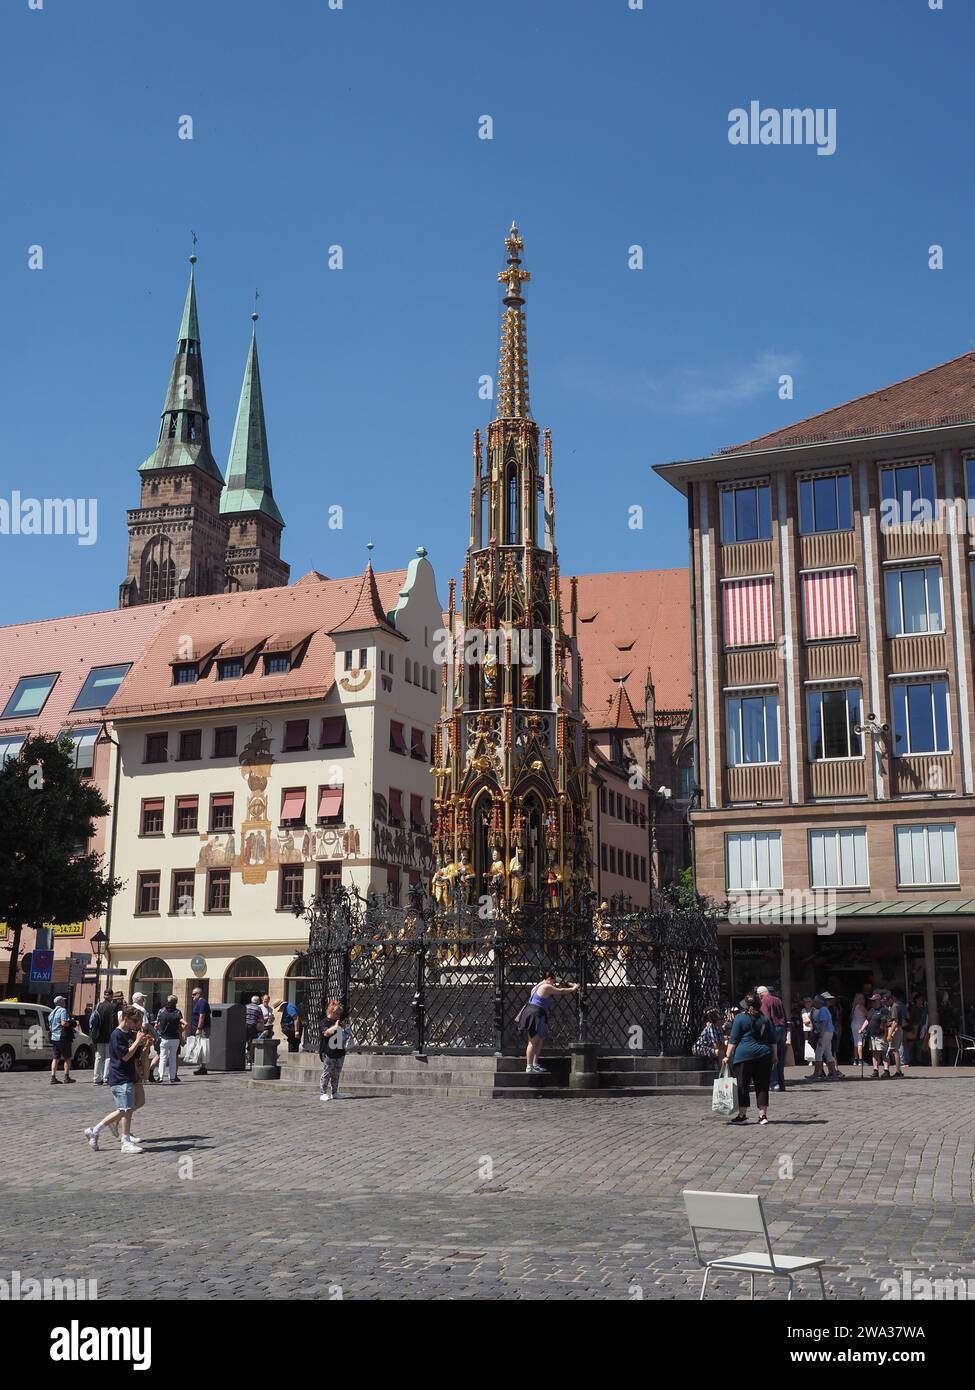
{"left": 599, "top": 1069, "right": 714, "bottom": 1088}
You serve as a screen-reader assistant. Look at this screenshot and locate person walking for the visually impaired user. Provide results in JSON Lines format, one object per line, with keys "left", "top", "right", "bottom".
{"left": 516, "top": 969, "right": 579, "bottom": 1074}
{"left": 850, "top": 993, "right": 868, "bottom": 1068}
{"left": 48, "top": 996, "right": 76, "bottom": 1086}
{"left": 811, "top": 993, "right": 843, "bottom": 1080}
{"left": 693, "top": 1009, "right": 724, "bottom": 1063}
{"left": 190, "top": 987, "right": 211, "bottom": 1075}
{"left": 800, "top": 997, "right": 815, "bottom": 1073}
{"left": 276, "top": 998, "right": 302, "bottom": 1053}
{"left": 725, "top": 993, "right": 778, "bottom": 1125}
{"left": 886, "top": 987, "right": 907, "bottom": 1078}
{"left": 860, "top": 992, "right": 892, "bottom": 1079}
{"left": 87, "top": 989, "right": 117, "bottom": 1086}
{"left": 154, "top": 995, "right": 185, "bottom": 1084}
{"left": 757, "top": 984, "right": 789, "bottom": 1092}
{"left": 83, "top": 1006, "right": 150, "bottom": 1155}
{"left": 319, "top": 999, "right": 351, "bottom": 1102}
{"left": 245, "top": 995, "right": 263, "bottom": 1069}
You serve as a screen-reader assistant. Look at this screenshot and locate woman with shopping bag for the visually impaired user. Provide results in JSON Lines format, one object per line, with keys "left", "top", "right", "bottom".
{"left": 723, "top": 994, "right": 778, "bottom": 1126}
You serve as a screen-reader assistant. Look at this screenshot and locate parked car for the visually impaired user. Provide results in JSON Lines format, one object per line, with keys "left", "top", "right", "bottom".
{"left": 0, "top": 1002, "right": 94, "bottom": 1071}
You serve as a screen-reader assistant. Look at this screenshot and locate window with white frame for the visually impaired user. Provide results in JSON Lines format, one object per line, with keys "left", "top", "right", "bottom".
{"left": 885, "top": 566, "right": 944, "bottom": 637}
{"left": 807, "top": 687, "right": 862, "bottom": 760}
{"left": 809, "top": 828, "right": 868, "bottom": 888}
{"left": 720, "top": 482, "right": 772, "bottom": 543}
{"left": 895, "top": 823, "right": 958, "bottom": 886}
{"left": 891, "top": 680, "right": 950, "bottom": 755}
{"left": 726, "top": 693, "right": 779, "bottom": 765}
{"left": 726, "top": 831, "right": 783, "bottom": 892}
{"left": 880, "top": 459, "right": 936, "bottom": 528}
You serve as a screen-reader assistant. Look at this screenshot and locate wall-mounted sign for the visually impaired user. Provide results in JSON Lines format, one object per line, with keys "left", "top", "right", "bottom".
{"left": 191, "top": 955, "right": 207, "bottom": 976}
{"left": 53, "top": 923, "right": 85, "bottom": 938}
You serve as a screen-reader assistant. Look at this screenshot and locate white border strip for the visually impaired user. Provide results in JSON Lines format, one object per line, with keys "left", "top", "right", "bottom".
{"left": 700, "top": 486, "right": 717, "bottom": 808}
{"left": 859, "top": 462, "right": 885, "bottom": 799}
{"left": 939, "top": 452, "right": 971, "bottom": 792}
{"left": 777, "top": 473, "right": 799, "bottom": 803}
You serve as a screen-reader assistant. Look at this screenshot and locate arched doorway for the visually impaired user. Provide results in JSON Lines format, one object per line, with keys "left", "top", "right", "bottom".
{"left": 224, "top": 955, "right": 269, "bottom": 1004}
{"left": 522, "top": 793, "right": 545, "bottom": 905}
{"left": 131, "top": 958, "right": 173, "bottom": 1017}
{"left": 472, "top": 791, "right": 493, "bottom": 901}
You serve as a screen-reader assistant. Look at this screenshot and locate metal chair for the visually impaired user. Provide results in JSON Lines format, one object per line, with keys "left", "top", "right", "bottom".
{"left": 954, "top": 1033, "right": 975, "bottom": 1067}
{"left": 683, "top": 1189, "right": 828, "bottom": 1300}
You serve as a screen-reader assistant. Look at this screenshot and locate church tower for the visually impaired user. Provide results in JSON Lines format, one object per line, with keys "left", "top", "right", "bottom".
{"left": 120, "top": 256, "right": 230, "bottom": 606}
{"left": 220, "top": 311, "right": 290, "bottom": 591}
{"left": 432, "top": 225, "right": 592, "bottom": 911}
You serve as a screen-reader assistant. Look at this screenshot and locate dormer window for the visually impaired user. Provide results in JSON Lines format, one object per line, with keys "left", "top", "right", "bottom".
{"left": 217, "top": 658, "right": 244, "bottom": 680}
{"left": 172, "top": 663, "right": 198, "bottom": 686}
{"left": 264, "top": 653, "right": 291, "bottom": 675}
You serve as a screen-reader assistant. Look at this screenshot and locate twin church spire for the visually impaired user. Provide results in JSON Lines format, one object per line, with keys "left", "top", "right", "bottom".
{"left": 120, "top": 256, "right": 288, "bottom": 607}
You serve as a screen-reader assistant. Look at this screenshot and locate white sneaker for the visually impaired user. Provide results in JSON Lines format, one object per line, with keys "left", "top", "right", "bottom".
{"left": 530, "top": 1065, "right": 549, "bottom": 1074}
{"left": 84, "top": 1127, "right": 99, "bottom": 1151}
{"left": 128, "top": 1135, "right": 142, "bottom": 1144}
{"left": 320, "top": 1092, "right": 331, "bottom": 1102}
{"left": 120, "top": 1140, "right": 143, "bottom": 1155}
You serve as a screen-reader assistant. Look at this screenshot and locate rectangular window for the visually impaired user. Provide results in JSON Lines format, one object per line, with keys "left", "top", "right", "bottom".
{"left": 317, "top": 785, "right": 344, "bottom": 824}
{"left": 175, "top": 796, "right": 199, "bottom": 833}
{"left": 343, "top": 650, "right": 353, "bottom": 671}
{"left": 140, "top": 798, "right": 164, "bottom": 836}
{"left": 720, "top": 483, "right": 772, "bottom": 543}
{"left": 217, "top": 658, "right": 244, "bottom": 680}
{"left": 802, "top": 568, "right": 857, "bottom": 640}
{"left": 799, "top": 473, "right": 853, "bottom": 534}
{"left": 726, "top": 831, "right": 783, "bottom": 892}
{"left": 599, "top": 787, "right": 607, "bottom": 814}
{"left": 891, "top": 681, "right": 950, "bottom": 755}
{"left": 807, "top": 688, "right": 862, "bottom": 760}
{"left": 410, "top": 728, "right": 428, "bottom": 761}
{"left": 144, "top": 732, "right": 168, "bottom": 764}
{"left": 727, "top": 693, "right": 779, "bottom": 765}
{"left": 317, "top": 861, "right": 341, "bottom": 897}
{"left": 209, "top": 793, "right": 234, "bottom": 831}
{"left": 373, "top": 792, "right": 387, "bottom": 823}
{"left": 880, "top": 460, "right": 936, "bottom": 527}
{"left": 172, "top": 664, "right": 198, "bottom": 686}
{"left": 2, "top": 672, "right": 58, "bottom": 718}
{"left": 609, "top": 846, "right": 617, "bottom": 874}
{"left": 178, "top": 729, "right": 202, "bottom": 761}
{"left": 600, "top": 843, "right": 608, "bottom": 871}
{"left": 359, "top": 649, "right": 367, "bottom": 669}
{"left": 320, "top": 716, "right": 347, "bottom": 748}
{"left": 389, "top": 721, "right": 408, "bottom": 755}
{"left": 723, "top": 577, "right": 774, "bottom": 647}
{"left": 213, "top": 727, "right": 237, "bottom": 758}
{"left": 171, "top": 871, "right": 195, "bottom": 915}
{"left": 62, "top": 726, "right": 98, "bottom": 772}
{"left": 895, "top": 823, "right": 958, "bottom": 886}
{"left": 206, "top": 869, "right": 231, "bottom": 912}
{"left": 640, "top": 857, "right": 647, "bottom": 882}
{"left": 0, "top": 734, "right": 25, "bottom": 764}
{"left": 263, "top": 653, "right": 291, "bottom": 675}
{"left": 387, "top": 867, "right": 401, "bottom": 904}
{"left": 885, "top": 566, "right": 944, "bottom": 637}
{"left": 625, "top": 851, "right": 632, "bottom": 878}
{"left": 388, "top": 788, "right": 405, "bottom": 827}
{"left": 809, "top": 828, "right": 868, "bottom": 888}
{"left": 410, "top": 794, "right": 425, "bottom": 831}
{"left": 137, "top": 871, "right": 160, "bottom": 914}
{"left": 283, "top": 719, "right": 309, "bottom": 752}
{"left": 279, "top": 865, "right": 305, "bottom": 910}
{"left": 280, "top": 788, "right": 307, "bottom": 827}
{"left": 72, "top": 663, "right": 131, "bottom": 710}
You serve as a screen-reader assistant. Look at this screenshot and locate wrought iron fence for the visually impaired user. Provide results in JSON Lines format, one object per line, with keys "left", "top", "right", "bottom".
{"left": 289, "top": 886, "right": 719, "bottom": 1057}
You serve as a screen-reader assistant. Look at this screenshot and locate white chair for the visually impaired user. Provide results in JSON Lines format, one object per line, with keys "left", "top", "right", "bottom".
{"left": 954, "top": 1033, "right": 975, "bottom": 1067}
{"left": 683, "top": 1189, "right": 828, "bottom": 1300}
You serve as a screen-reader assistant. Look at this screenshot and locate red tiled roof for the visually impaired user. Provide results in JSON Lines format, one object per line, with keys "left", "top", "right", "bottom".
{"left": 723, "top": 352, "right": 975, "bottom": 454}
{"left": 0, "top": 602, "right": 178, "bottom": 737}
{"left": 107, "top": 569, "right": 407, "bottom": 719}
{"left": 562, "top": 569, "right": 691, "bottom": 725}
{"left": 606, "top": 680, "right": 642, "bottom": 732}
{"left": 329, "top": 562, "right": 402, "bottom": 638}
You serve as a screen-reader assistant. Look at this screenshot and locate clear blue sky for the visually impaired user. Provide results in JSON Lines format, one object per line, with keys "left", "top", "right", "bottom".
{"left": 2, "top": 0, "right": 971, "bottom": 623}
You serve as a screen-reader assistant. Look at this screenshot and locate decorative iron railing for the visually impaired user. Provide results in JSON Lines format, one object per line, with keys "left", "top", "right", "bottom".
{"left": 289, "top": 886, "right": 719, "bottom": 1057}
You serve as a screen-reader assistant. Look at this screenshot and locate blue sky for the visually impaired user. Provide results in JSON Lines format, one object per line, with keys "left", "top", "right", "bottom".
{"left": 2, "top": 0, "right": 971, "bottom": 623}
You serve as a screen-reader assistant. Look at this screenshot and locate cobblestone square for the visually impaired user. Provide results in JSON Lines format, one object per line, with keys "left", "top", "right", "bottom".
{"left": 4, "top": 1065, "right": 975, "bottom": 1300}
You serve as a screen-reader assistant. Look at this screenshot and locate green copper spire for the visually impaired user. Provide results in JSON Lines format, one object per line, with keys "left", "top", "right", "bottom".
{"left": 220, "top": 314, "right": 285, "bottom": 526}
{"left": 140, "top": 255, "right": 224, "bottom": 482}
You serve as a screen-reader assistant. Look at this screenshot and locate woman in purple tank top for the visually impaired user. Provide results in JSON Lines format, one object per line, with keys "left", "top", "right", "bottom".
{"left": 518, "top": 969, "right": 579, "bottom": 1074}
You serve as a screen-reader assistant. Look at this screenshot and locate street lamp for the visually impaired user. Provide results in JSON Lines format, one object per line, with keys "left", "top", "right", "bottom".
{"left": 90, "top": 929, "right": 107, "bottom": 1000}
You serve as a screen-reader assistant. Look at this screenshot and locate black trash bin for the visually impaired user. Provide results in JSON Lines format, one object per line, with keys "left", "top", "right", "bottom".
{"left": 209, "top": 1002, "right": 246, "bottom": 1071}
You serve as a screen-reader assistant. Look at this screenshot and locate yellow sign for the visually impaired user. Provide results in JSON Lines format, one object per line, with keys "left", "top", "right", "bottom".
{"left": 53, "top": 923, "right": 85, "bottom": 937}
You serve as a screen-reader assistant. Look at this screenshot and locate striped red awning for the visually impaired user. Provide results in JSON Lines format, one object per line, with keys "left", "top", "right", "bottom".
{"left": 723, "top": 577, "right": 774, "bottom": 647}
{"left": 802, "top": 568, "right": 856, "bottom": 641}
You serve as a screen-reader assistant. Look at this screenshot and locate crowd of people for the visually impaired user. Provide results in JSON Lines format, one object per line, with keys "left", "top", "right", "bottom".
{"left": 694, "top": 982, "right": 931, "bottom": 1124}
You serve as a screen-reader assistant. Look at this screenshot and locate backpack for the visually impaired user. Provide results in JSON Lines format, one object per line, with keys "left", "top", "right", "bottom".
{"left": 750, "top": 1013, "right": 774, "bottom": 1048}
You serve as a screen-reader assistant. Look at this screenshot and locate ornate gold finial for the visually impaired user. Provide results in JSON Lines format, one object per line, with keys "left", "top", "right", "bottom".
{"left": 495, "top": 223, "right": 532, "bottom": 419}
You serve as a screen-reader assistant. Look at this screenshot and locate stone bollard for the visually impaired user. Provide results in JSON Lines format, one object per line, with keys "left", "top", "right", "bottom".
{"left": 568, "top": 1041, "right": 598, "bottom": 1090}
{"left": 251, "top": 1036, "right": 281, "bottom": 1081}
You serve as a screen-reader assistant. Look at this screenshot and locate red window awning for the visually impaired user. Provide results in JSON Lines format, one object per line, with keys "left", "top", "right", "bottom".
{"left": 283, "top": 719, "right": 309, "bottom": 750}
{"left": 390, "top": 721, "right": 407, "bottom": 753}
{"left": 318, "top": 786, "right": 344, "bottom": 819}
{"left": 281, "top": 790, "right": 306, "bottom": 822}
{"left": 388, "top": 789, "right": 404, "bottom": 822}
{"left": 320, "top": 716, "right": 346, "bottom": 747}
{"left": 411, "top": 729, "right": 427, "bottom": 758}
{"left": 212, "top": 794, "right": 234, "bottom": 808}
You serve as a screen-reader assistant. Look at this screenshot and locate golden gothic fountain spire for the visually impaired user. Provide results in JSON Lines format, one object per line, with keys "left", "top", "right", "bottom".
{"left": 495, "top": 221, "right": 532, "bottom": 420}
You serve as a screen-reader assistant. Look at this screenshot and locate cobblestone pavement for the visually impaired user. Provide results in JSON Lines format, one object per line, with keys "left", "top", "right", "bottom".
{"left": 4, "top": 1065, "right": 975, "bottom": 1299}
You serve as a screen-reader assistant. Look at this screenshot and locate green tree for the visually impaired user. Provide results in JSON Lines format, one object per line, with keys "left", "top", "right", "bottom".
{"left": 0, "top": 735, "right": 121, "bottom": 993}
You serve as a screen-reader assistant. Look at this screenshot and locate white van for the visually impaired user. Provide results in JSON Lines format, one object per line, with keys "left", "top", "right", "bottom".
{"left": 0, "top": 1002, "right": 94, "bottom": 1071}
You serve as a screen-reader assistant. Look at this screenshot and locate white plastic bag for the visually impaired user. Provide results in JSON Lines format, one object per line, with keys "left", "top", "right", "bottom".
{"left": 804, "top": 1040, "right": 816, "bottom": 1062}
{"left": 183, "top": 1036, "right": 201, "bottom": 1065}
{"left": 712, "top": 1062, "right": 738, "bottom": 1116}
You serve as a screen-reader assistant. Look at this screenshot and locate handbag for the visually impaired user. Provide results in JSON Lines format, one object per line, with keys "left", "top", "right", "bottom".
{"left": 183, "top": 1036, "right": 201, "bottom": 1065}
{"left": 711, "top": 1061, "right": 738, "bottom": 1116}
{"left": 804, "top": 1040, "right": 816, "bottom": 1062}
